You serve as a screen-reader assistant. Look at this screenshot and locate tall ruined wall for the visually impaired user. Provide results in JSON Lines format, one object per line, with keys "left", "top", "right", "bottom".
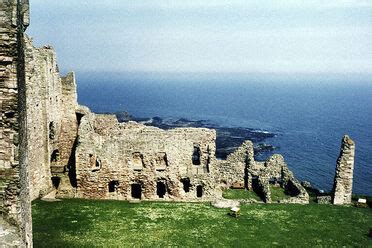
{"left": 0, "top": 0, "right": 32, "bottom": 246}
{"left": 25, "top": 35, "right": 78, "bottom": 200}
{"left": 25, "top": 37, "right": 61, "bottom": 200}
{"left": 332, "top": 135, "right": 355, "bottom": 205}
{"left": 73, "top": 112, "right": 218, "bottom": 201}
{"left": 216, "top": 141, "right": 254, "bottom": 189}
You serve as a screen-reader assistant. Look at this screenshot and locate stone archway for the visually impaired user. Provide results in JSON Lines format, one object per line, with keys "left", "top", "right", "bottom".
{"left": 156, "top": 181, "right": 167, "bottom": 198}
{"left": 131, "top": 183, "right": 142, "bottom": 199}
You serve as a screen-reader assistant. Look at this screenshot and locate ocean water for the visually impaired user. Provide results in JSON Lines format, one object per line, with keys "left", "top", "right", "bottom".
{"left": 76, "top": 72, "right": 372, "bottom": 195}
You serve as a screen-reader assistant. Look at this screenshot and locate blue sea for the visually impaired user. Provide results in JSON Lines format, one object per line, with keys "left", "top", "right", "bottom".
{"left": 76, "top": 72, "right": 372, "bottom": 196}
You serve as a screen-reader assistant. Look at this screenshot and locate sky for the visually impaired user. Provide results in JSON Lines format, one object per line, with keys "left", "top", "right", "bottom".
{"left": 27, "top": 0, "right": 372, "bottom": 75}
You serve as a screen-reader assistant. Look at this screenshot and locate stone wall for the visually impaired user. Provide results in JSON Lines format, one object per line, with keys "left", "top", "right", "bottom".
{"left": 25, "top": 37, "right": 60, "bottom": 200}
{"left": 332, "top": 135, "right": 355, "bottom": 205}
{"left": 0, "top": 0, "right": 32, "bottom": 246}
{"left": 25, "top": 35, "right": 78, "bottom": 200}
{"left": 216, "top": 141, "right": 309, "bottom": 204}
{"left": 1, "top": 3, "right": 79, "bottom": 244}
{"left": 216, "top": 141, "right": 254, "bottom": 189}
{"left": 72, "top": 111, "right": 219, "bottom": 201}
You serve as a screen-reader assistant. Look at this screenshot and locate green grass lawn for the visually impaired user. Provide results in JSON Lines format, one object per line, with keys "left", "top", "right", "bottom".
{"left": 270, "top": 185, "right": 290, "bottom": 202}
{"left": 32, "top": 199, "right": 372, "bottom": 247}
{"left": 222, "top": 186, "right": 290, "bottom": 202}
{"left": 222, "top": 188, "right": 262, "bottom": 201}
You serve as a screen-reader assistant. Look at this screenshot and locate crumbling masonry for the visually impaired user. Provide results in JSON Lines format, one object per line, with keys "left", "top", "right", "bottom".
{"left": 332, "top": 135, "right": 355, "bottom": 205}
{"left": 11, "top": 32, "right": 310, "bottom": 204}
{"left": 0, "top": 0, "right": 32, "bottom": 246}
{"left": 0, "top": 1, "right": 358, "bottom": 247}
{"left": 18, "top": 31, "right": 310, "bottom": 204}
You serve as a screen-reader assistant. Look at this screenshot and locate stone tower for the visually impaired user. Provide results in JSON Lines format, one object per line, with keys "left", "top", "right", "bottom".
{"left": 0, "top": 0, "right": 32, "bottom": 246}
{"left": 332, "top": 135, "right": 355, "bottom": 205}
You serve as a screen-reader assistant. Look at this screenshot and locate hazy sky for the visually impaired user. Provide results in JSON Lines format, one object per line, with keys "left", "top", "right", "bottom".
{"left": 27, "top": 0, "right": 372, "bottom": 74}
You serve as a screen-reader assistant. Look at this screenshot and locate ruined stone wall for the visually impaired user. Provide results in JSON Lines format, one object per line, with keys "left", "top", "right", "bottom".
{"left": 217, "top": 142, "right": 309, "bottom": 204}
{"left": 257, "top": 155, "right": 309, "bottom": 203}
{"left": 73, "top": 111, "right": 218, "bottom": 201}
{"left": 0, "top": 0, "right": 32, "bottom": 246}
{"left": 25, "top": 37, "right": 61, "bottom": 200}
{"left": 56, "top": 72, "right": 79, "bottom": 197}
{"left": 216, "top": 141, "right": 254, "bottom": 189}
{"left": 332, "top": 135, "right": 355, "bottom": 205}
{"left": 25, "top": 35, "right": 78, "bottom": 200}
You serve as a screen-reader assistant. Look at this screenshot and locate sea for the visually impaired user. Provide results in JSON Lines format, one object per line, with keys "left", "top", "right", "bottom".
{"left": 75, "top": 72, "right": 372, "bottom": 196}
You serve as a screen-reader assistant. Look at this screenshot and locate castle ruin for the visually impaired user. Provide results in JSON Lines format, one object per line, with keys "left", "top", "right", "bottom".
{"left": 13, "top": 31, "right": 310, "bottom": 205}
{"left": 0, "top": 1, "right": 357, "bottom": 247}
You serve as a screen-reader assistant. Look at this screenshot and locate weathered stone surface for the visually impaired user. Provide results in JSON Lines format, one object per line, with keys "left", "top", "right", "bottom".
{"left": 216, "top": 145, "right": 309, "bottom": 204}
{"left": 317, "top": 195, "right": 332, "bottom": 204}
{"left": 74, "top": 112, "right": 218, "bottom": 201}
{"left": 0, "top": 0, "right": 32, "bottom": 246}
{"left": 230, "top": 182, "right": 245, "bottom": 189}
{"left": 332, "top": 135, "right": 355, "bottom": 205}
{"left": 0, "top": 217, "right": 23, "bottom": 247}
{"left": 25, "top": 37, "right": 78, "bottom": 200}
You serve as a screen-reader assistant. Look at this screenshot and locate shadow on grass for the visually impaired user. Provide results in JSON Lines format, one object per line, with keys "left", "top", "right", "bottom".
{"left": 32, "top": 199, "right": 98, "bottom": 247}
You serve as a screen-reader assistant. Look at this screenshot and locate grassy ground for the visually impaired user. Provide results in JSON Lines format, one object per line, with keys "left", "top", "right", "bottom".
{"left": 270, "top": 185, "right": 290, "bottom": 202}
{"left": 32, "top": 199, "right": 372, "bottom": 247}
{"left": 222, "top": 188, "right": 261, "bottom": 201}
{"left": 222, "top": 187, "right": 290, "bottom": 202}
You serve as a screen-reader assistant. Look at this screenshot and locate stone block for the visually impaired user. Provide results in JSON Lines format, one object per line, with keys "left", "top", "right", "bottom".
{"left": 317, "top": 195, "right": 332, "bottom": 204}
{"left": 50, "top": 166, "right": 65, "bottom": 174}
{"left": 230, "top": 182, "right": 244, "bottom": 189}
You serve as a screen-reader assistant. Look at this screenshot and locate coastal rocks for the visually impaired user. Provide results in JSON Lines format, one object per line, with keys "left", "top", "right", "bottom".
{"left": 301, "top": 181, "right": 312, "bottom": 188}
{"left": 332, "top": 135, "right": 355, "bottom": 205}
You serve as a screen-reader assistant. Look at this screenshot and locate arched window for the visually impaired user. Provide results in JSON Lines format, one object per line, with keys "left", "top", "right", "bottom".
{"left": 108, "top": 180, "right": 119, "bottom": 193}
{"left": 181, "top": 178, "right": 191, "bottom": 193}
{"left": 49, "top": 121, "right": 56, "bottom": 139}
{"left": 51, "top": 176, "right": 61, "bottom": 189}
{"left": 192, "top": 145, "right": 201, "bottom": 165}
{"left": 131, "top": 183, "right": 142, "bottom": 199}
{"left": 51, "top": 149, "right": 60, "bottom": 163}
{"left": 196, "top": 185, "right": 203, "bottom": 198}
{"left": 156, "top": 182, "right": 166, "bottom": 198}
